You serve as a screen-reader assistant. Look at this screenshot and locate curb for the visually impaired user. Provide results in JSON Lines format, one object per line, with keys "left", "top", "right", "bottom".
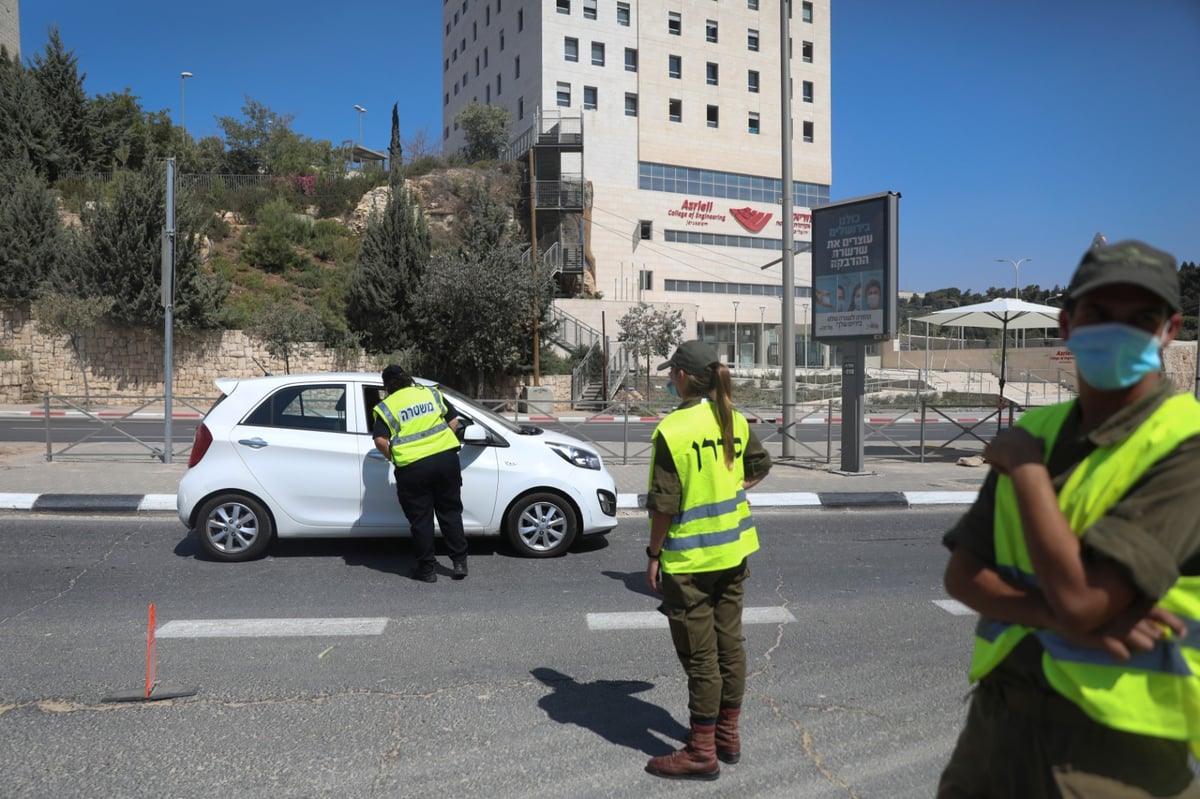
{"left": 1, "top": 490, "right": 978, "bottom": 514}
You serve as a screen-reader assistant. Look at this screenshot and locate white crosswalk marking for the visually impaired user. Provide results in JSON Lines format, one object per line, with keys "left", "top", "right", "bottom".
{"left": 156, "top": 617, "right": 390, "bottom": 638}
{"left": 586, "top": 606, "right": 796, "bottom": 631}
{"left": 932, "top": 599, "right": 974, "bottom": 616}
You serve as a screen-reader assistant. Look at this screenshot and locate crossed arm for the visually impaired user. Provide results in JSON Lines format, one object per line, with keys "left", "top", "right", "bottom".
{"left": 944, "top": 427, "right": 1184, "bottom": 660}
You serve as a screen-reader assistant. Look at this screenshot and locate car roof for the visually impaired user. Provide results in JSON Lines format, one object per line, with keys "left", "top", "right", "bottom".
{"left": 214, "top": 373, "right": 436, "bottom": 397}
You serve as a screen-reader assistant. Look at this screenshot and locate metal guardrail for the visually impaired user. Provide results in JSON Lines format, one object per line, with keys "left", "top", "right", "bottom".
{"left": 41, "top": 393, "right": 213, "bottom": 462}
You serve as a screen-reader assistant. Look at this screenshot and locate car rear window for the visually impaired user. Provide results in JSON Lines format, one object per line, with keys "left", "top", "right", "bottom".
{"left": 243, "top": 384, "right": 348, "bottom": 433}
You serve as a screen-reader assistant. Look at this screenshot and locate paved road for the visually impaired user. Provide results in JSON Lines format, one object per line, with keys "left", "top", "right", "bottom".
{"left": 0, "top": 509, "right": 973, "bottom": 798}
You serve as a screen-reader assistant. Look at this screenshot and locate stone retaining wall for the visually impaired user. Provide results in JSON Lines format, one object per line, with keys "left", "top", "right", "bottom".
{"left": 0, "top": 307, "right": 575, "bottom": 408}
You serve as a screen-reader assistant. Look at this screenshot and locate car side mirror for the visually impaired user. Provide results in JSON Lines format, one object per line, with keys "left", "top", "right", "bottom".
{"left": 461, "top": 424, "right": 488, "bottom": 444}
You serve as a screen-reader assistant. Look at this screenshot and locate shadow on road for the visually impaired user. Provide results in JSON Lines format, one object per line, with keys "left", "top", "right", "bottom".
{"left": 531, "top": 666, "right": 686, "bottom": 755}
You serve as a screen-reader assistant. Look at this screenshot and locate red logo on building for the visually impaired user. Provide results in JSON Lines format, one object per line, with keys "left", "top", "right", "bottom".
{"left": 730, "top": 207, "right": 773, "bottom": 233}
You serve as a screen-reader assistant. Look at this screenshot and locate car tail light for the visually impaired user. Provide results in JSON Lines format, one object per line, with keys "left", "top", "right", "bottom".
{"left": 188, "top": 423, "right": 213, "bottom": 468}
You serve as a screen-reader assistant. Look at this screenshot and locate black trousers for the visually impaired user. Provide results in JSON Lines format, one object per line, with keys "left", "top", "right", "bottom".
{"left": 394, "top": 448, "right": 468, "bottom": 569}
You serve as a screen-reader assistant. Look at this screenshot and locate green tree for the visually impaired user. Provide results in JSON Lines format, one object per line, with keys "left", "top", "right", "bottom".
{"left": 29, "top": 28, "right": 90, "bottom": 177}
{"left": 0, "top": 160, "right": 70, "bottom": 304}
{"left": 455, "top": 102, "right": 511, "bottom": 162}
{"left": 216, "top": 96, "right": 333, "bottom": 176}
{"left": 247, "top": 300, "right": 324, "bottom": 374}
{"left": 242, "top": 197, "right": 311, "bottom": 273}
{"left": 618, "top": 302, "right": 686, "bottom": 399}
{"left": 413, "top": 240, "right": 555, "bottom": 396}
{"left": 344, "top": 109, "right": 431, "bottom": 353}
{"left": 0, "top": 46, "right": 64, "bottom": 178}
{"left": 73, "top": 162, "right": 228, "bottom": 329}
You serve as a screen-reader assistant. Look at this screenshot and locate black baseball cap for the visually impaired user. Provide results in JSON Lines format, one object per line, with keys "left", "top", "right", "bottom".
{"left": 1065, "top": 239, "right": 1180, "bottom": 312}
{"left": 657, "top": 340, "right": 719, "bottom": 375}
{"left": 381, "top": 364, "right": 408, "bottom": 382}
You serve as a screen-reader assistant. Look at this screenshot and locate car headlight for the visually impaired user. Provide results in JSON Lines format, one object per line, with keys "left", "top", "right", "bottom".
{"left": 547, "top": 442, "right": 602, "bottom": 470}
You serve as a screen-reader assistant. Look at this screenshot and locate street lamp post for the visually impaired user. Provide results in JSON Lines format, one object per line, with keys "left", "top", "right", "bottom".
{"left": 732, "top": 301, "right": 739, "bottom": 367}
{"left": 995, "top": 256, "right": 1032, "bottom": 300}
{"left": 801, "top": 302, "right": 809, "bottom": 370}
{"left": 758, "top": 305, "right": 765, "bottom": 367}
{"left": 180, "top": 72, "right": 193, "bottom": 139}
{"left": 353, "top": 104, "right": 367, "bottom": 146}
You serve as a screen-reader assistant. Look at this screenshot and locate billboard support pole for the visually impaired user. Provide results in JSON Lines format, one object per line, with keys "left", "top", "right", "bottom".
{"left": 778, "top": 0, "right": 796, "bottom": 459}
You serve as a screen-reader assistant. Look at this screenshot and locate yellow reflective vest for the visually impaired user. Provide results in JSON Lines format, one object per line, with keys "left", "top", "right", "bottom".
{"left": 969, "top": 393, "right": 1200, "bottom": 749}
{"left": 373, "top": 385, "right": 459, "bottom": 468}
{"left": 650, "top": 400, "right": 759, "bottom": 574}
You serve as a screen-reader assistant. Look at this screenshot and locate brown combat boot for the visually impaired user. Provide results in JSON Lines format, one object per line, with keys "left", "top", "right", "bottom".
{"left": 714, "top": 705, "right": 741, "bottom": 764}
{"left": 646, "top": 720, "right": 720, "bottom": 781}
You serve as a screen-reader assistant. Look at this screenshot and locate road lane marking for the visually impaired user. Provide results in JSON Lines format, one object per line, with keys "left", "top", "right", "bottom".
{"left": 156, "top": 617, "right": 390, "bottom": 638}
{"left": 587, "top": 606, "right": 796, "bottom": 631}
{"left": 932, "top": 599, "right": 974, "bottom": 616}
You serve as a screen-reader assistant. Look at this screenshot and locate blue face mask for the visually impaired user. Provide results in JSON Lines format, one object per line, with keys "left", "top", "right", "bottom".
{"left": 1065, "top": 322, "right": 1166, "bottom": 390}
{"left": 666, "top": 381, "right": 678, "bottom": 397}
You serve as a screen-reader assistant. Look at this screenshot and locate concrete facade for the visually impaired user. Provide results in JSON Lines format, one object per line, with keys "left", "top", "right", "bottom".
{"left": 441, "top": 0, "right": 832, "bottom": 367}
{"left": 0, "top": 0, "right": 19, "bottom": 59}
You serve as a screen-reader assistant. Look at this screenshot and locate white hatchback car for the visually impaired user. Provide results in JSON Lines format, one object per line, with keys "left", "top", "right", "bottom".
{"left": 178, "top": 373, "right": 619, "bottom": 561}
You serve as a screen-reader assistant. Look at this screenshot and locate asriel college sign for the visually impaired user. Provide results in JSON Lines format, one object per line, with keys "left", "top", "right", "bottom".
{"left": 810, "top": 192, "right": 900, "bottom": 343}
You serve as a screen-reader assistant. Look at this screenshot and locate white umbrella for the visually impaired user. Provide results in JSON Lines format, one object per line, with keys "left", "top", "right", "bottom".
{"left": 913, "top": 298, "right": 1063, "bottom": 430}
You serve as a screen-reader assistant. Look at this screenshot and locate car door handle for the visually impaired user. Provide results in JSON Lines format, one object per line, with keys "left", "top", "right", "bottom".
{"left": 238, "top": 438, "right": 269, "bottom": 449}
{"left": 367, "top": 451, "right": 389, "bottom": 461}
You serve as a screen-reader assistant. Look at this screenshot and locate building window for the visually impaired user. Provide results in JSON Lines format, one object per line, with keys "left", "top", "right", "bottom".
{"left": 706, "top": 105, "right": 719, "bottom": 128}
{"left": 518, "top": 97, "right": 524, "bottom": 119}
{"left": 668, "top": 54, "right": 682, "bottom": 79}
{"left": 496, "top": 73, "right": 502, "bottom": 94}
{"left": 639, "top": 220, "right": 653, "bottom": 240}
{"left": 747, "top": 28, "right": 759, "bottom": 51}
{"left": 557, "top": 81, "right": 571, "bottom": 107}
{"left": 802, "top": 40, "right": 813, "bottom": 63}
{"left": 668, "top": 11, "right": 681, "bottom": 35}
{"left": 802, "top": 1, "right": 813, "bottom": 22}
{"left": 583, "top": 86, "right": 598, "bottom": 110}
{"left": 475, "top": 56, "right": 480, "bottom": 76}
{"left": 514, "top": 55, "right": 520, "bottom": 78}
{"left": 591, "top": 41, "right": 605, "bottom": 66}
{"left": 706, "top": 19, "right": 718, "bottom": 42}
{"left": 557, "top": 0, "right": 570, "bottom": 14}
{"left": 748, "top": 112, "right": 760, "bottom": 134}
{"left": 747, "top": 69, "right": 759, "bottom": 92}
{"left": 617, "top": 1, "right": 630, "bottom": 26}
{"left": 500, "top": 30, "right": 505, "bottom": 50}
{"left": 802, "top": 120, "right": 814, "bottom": 142}
{"left": 486, "top": 5, "right": 491, "bottom": 24}
{"left": 625, "top": 92, "right": 638, "bottom": 117}
{"left": 483, "top": 47, "right": 488, "bottom": 68}
{"left": 669, "top": 99, "right": 682, "bottom": 123}
{"left": 486, "top": 84, "right": 491, "bottom": 102}
{"left": 639, "top": 270, "right": 653, "bottom": 291}
{"left": 583, "top": 0, "right": 597, "bottom": 19}
{"left": 706, "top": 62, "right": 719, "bottom": 85}
{"left": 747, "top": 0, "right": 758, "bottom": 8}
{"left": 444, "top": 92, "right": 449, "bottom": 106}
{"left": 565, "top": 37, "right": 579, "bottom": 62}
{"left": 625, "top": 47, "right": 638, "bottom": 72}
{"left": 517, "top": 9, "right": 523, "bottom": 30}
{"left": 802, "top": 80, "right": 813, "bottom": 102}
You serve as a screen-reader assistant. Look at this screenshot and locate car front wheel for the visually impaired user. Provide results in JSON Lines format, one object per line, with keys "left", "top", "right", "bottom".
{"left": 505, "top": 492, "right": 578, "bottom": 558}
{"left": 195, "top": 494, "right": 275, "bottom": 562}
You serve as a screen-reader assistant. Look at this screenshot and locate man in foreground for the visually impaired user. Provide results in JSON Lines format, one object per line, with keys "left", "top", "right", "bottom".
{"left": 939, "top": 239, "right": 1200, "bottom": 797}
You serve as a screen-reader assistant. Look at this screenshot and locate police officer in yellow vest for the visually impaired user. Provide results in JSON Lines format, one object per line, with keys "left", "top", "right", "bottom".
{"left": 372, "top": 364, "right": 468, "bottom": 583}
{"left": 643, "top": 340, "right": 772, "bottom": 781}
{"left": 939, "top": 240, "right": 1200, "bottom": 798}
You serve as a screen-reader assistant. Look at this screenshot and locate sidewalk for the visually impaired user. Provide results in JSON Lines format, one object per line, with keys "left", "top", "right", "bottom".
{"left": 0, "top": 437, "right": 988, "bottom": 514}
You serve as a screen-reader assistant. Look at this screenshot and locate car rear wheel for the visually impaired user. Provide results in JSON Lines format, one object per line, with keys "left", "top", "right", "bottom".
{"left": 195, "top": 494, "right": 275, "bottom": 562}
{"left": 505, "top": 492, "right": 578, "bottom": 558}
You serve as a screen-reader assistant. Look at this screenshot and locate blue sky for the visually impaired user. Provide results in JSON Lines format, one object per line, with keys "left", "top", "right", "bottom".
{"left": 19, "top": 0, "right": 1200, "bottom": 294}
